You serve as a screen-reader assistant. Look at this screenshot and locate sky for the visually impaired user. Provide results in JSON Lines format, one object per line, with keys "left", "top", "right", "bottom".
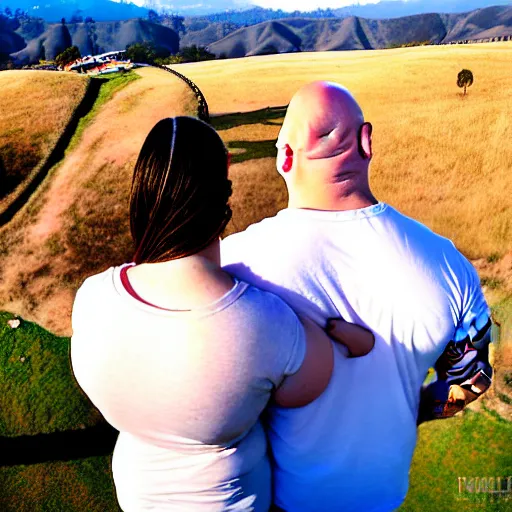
{"left": 251, "top": 0, "right": 384, "bottom": 9}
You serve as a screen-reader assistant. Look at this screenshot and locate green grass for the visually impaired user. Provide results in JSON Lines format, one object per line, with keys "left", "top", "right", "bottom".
{"left": 0, "top": 456, "right": 120, "bottom": 512}
{"left": 0, "top": 312, "right": 101, "bottom": 436}
{"left": 491, "top": 296, "right": 512, "bottom": 344}
{"left": 0, "top": 311, "right": 510, "bottom": 509}
{"left": 400, "top": 409, "right": 512, "bottom": 512}
{"left": 67, "top": 72, "right": 140, "bottom": 154}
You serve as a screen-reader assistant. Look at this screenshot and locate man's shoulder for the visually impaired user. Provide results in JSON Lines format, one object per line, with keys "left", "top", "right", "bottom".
{"left": 221, "top": 212, "right": 287, "bottom": 262}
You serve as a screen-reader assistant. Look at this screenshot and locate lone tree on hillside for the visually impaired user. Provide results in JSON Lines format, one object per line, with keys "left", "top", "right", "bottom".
{"left": 55, "top": 46, "right": 81, "bottom": 68}
{"left": 457, "top": 69, "right": 474, "bottom": 96}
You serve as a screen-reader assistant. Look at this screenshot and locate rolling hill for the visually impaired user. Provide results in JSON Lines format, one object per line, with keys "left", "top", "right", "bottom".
{"left": 207, "top": 5, "right": 512, "bottom": 58}
{"left": 11, "top": 19, "right": 179, "bottom": 64}
{"left": 3, "top": 4, "right": 512, "bottom": 64}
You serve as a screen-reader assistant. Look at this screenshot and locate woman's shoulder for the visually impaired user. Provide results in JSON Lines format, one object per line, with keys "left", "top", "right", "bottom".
{"left": 76, "top": 266, "right": 117, "bottom": 297}
{"left": 233, "top": 279, "right": 301, "bottom": 326}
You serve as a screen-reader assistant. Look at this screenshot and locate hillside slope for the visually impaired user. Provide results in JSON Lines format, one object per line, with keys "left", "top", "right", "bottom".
{"left": 207, "top": 5, "right": 512, "bottom": 58}
{"left": 0, "top": 71, "right": 89, "bottom": 205}
{"left": 0, "top": 26, "right": 26, "bottom": 55}
{"left": 0, "top": 67, "right": 196, "bottom": 335}
{"left": 12, "top": 19, "right": 179, "bottom": 64}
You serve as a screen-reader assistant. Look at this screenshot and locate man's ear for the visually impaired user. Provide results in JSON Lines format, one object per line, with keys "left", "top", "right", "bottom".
{"left": 279, "top": 144, "right": 294, "bottom": 173}
{"left": 358, "top": 122, "right": 373, "bottom": 160}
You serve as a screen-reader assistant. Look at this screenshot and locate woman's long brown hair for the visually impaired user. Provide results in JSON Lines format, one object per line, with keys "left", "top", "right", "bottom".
{"left": 130, "top": 117, "right": 232, "bottom": 264}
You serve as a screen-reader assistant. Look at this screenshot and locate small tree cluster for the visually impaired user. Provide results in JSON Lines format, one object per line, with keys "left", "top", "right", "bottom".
{"left": 55, "top": 46, "right": 81, "bottom": 68}
{"left": 125, "top": 42, "right": 157, "bottom": 64}
{"left": 179, "top": 45, "right": 215, "bottom": 63}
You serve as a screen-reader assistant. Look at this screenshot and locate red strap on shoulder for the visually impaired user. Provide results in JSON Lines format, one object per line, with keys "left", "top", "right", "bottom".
{"left": 120, "top": 266, "right": 168, "bottom": 310}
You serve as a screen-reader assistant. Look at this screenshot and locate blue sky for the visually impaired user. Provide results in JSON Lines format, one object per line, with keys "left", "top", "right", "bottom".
{"left": 252, "top": 0, "right": 384, "bottom": 8}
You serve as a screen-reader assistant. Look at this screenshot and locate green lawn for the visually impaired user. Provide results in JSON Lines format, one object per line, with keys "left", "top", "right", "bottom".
{"left": 401, "top": 409, "right": 512, "bottom": 512}
{"left": 0, "top": 312, "right": 101, "bottom": 436}
{"left": 0, "top": 310, "right": 510, "bottom": 510}
{"left": 0, "top": 456, "right": 120, "bottom": 511}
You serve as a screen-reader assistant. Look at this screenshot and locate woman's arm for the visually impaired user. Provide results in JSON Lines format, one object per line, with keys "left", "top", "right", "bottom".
{"left": 274, "top": 317, "right": 375, "bottom": 408}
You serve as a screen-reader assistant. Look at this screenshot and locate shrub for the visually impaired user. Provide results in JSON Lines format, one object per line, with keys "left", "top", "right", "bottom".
{"left": 457, "top": 69, "right": 474, "bottom": 96}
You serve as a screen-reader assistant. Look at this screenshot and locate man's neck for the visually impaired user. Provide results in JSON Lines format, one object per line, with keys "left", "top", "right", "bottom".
{"left": 288, "top": 188, "right": 378, "bottom": 212}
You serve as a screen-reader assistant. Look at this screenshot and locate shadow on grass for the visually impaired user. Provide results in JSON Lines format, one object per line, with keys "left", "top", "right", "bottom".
{"left": 228, "top": 140, "right": 277, "bottom": 164}
{"left": 0, "top": 423, "right": 118, "bottom": 466}
{"left": 211, "top": 106, "right": 287, "bottom": 131}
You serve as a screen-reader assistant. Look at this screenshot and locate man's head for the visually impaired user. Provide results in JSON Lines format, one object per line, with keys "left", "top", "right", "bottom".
{"left": 276, "top": 81, "right": 374, "bottom": 210}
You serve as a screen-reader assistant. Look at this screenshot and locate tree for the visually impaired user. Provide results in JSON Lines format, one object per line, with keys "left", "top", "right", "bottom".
{"left": 179, "top": 45, "right": 215, "bottom": 63}
{"left": 457, "top": 69, "right": 474, "bottom": 96}
{"left": 147, "top": 9, "right": 161, "bottom": 23}
{"left": 125, "top": 42, "right": 156, "bottom": 64}
{"left": 161, "top": 13, "right": 185, "bottom": 34}
{"left": 55, "top": 46, "right": 81, "bottom": 68}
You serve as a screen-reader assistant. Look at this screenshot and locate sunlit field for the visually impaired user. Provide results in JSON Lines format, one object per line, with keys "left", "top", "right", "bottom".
{"left": 172, "top": 42, "right": 512, "bottom": 261}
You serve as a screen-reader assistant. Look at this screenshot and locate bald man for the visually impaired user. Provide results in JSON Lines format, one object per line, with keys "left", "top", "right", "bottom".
{"left": 221, "top": 82, "right": 493, "bottom": 511}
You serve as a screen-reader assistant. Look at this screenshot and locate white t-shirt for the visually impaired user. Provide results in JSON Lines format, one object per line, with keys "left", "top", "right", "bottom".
{"left": 71, "top": 264, "right": 306, "bottom": 512}
{"left": 221, "top": 203, "right": 489, "bottom": 512}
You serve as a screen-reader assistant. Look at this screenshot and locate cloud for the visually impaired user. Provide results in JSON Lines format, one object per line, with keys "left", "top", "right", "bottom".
{"left": 251, "top": 0, "right": 385, "bottom": 10}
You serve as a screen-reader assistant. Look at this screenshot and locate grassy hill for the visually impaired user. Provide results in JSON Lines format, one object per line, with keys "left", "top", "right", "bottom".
{"left": 206, "top": 6, "right": 512, "bottom": 58}
{"left": 12, "top": 19, "right": 180, "bottom": 65}
{"left": 0, "top": 66, "right": 197, "bottom": 335}
{"left": 0, "top": 71, "right": 88, "bottom": 207}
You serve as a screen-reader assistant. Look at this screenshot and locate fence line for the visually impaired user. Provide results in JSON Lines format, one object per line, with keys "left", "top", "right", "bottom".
{"left": 154, "top": 64, "right": 210, "bottom": 123}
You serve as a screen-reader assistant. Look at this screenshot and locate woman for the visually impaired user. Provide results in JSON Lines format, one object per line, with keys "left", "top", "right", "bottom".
{"left": 71, "top": 117, "right": 374, "bottom": 511}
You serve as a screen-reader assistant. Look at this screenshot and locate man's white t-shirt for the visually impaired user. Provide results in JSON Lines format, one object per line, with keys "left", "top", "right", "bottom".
{"left": 221, "top": 202, "right": 489, "bottom": 512}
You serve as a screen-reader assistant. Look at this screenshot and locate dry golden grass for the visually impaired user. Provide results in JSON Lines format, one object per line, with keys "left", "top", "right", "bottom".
{"left": 0, "top": 71, "right": 89, "bottom": 202}
{"left": 1, "top": 44, "right": 511, "bottom": 336}
{"left": 175, "top": 43, "right": 512, "bottom": 261}
{"left": 0, "top": 67, "right": 196, "bottom": 335}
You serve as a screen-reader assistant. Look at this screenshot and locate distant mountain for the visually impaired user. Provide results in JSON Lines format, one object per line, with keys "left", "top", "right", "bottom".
{"left": 207, "top": 5, "right": 512, "bottom": 58}
{"left": 333, "top": 0, "right": 512, "bottom": 19}
{"left": 11, "top": 18, "right": 179, "bottom": 63}
{"left": 3, "top": 3, "right": 511, "bottom": 64}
